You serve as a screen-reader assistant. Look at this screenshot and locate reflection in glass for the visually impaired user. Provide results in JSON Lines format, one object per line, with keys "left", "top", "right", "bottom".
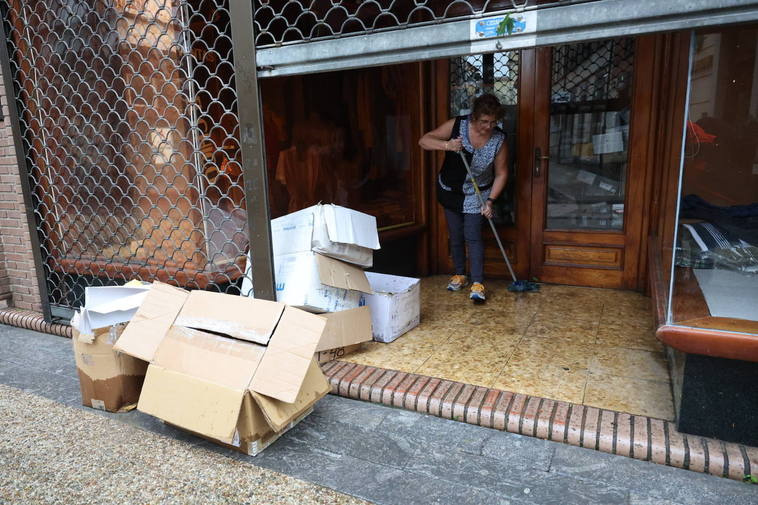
{"left": 671, "top": 27, "right": 758, "bottom": 327}
{"left": 260, "top": 64, "right": 419, "bottom": 230}
{"left": 547, "top": 39, "right": 634, "bottom": 230}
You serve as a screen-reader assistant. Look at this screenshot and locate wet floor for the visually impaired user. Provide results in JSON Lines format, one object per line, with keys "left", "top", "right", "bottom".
{"left": 343, "top": 276, "right": 674, "bottom": 420}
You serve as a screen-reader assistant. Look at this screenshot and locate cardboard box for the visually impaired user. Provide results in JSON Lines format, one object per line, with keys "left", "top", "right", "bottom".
{"left": 72, "top": 325, "right": 148, "bottom": 412}
{"left": 113, "top": 283, "right": 331, "bottom": 452}
{"left": 314, "top": 306, "right": 372, "bottom": 364}
{"left": 271, "top": 204, "right": 380, "bottom": 268}
{"left": 274, "top": 251, "right": 372, "bottom": 313}
{"left": 316, "top": 343, "right": 364, "bottom": 364}
{"left": 364, "top": 272, "right": 421, "bottom": 343}
{"left": 169, "top": 407, "right": 313, "bottom": 456}
{"left": 316, "top": 306, "right": 373, "bottom": 352}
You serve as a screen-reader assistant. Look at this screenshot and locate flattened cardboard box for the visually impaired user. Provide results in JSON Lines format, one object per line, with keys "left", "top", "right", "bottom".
{"left": 316, "top": 306, "right": 373, "bottom": 352}
{"left": 114, "top": 283, "right": 330, "bottom": 449}
{"left": 72, "top": 325, "right": 148, "bottom": 412}
{"left": 314, "top": 307, "right": 371, "bottom": 364}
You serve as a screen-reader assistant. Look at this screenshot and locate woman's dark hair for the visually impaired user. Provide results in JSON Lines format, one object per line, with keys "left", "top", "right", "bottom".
{"left": 471, "top": 93, "right": 504, "bottom": 120}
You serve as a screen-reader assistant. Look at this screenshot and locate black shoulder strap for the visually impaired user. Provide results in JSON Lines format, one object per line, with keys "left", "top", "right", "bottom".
{"left": 450, "top": 116, "right": 463, "bottom": 140}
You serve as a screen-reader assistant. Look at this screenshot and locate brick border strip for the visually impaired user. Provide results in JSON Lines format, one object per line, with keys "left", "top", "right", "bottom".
{"left": 322, "top": 361, "right": 758, "bottom": 482}
{"left": 0, "top": 308, "right": 71, "bottom": 338}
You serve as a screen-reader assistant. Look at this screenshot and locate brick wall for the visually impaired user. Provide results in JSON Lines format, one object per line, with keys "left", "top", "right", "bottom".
{"left": 0, "top": 66, "right": 44, "bottom": 313}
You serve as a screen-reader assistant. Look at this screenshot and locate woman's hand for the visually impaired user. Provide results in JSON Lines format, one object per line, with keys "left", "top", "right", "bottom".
{"left": 444, "top": 136, "right": 463, "bottom": 152}
{"left": 481, "top": 200, "right": 494, "bottom": 219}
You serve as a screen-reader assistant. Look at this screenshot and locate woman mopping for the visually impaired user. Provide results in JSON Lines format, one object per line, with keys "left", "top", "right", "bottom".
{"left": 419, "top": 93, "right": 508, "bottom": 302}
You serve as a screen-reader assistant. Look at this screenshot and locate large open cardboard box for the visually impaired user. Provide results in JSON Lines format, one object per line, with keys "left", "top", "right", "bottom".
{"left": 113, "top": 282, "right": 331, "bottom": 454}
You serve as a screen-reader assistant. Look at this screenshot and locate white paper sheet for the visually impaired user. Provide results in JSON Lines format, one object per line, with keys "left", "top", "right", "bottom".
{"left": 693, "top": 269, "right": 758, "bottom": 321}
{"left": 71, "top": 284, "right": 151, "bottom": 336}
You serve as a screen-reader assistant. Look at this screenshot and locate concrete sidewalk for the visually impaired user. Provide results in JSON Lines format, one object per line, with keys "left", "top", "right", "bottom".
{"left": 0, "top": 324, "right": 756, "bottom": 505}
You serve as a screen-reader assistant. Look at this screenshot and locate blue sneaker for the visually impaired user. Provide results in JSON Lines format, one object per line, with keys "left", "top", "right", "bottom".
{"left": 446, "top": 275, "right": 468, "bottom": 291}
{"left": 469, "top": 282, "right": 486, "bottom": 303}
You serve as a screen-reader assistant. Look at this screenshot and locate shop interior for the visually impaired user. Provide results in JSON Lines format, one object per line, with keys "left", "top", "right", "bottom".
{"left": 259, "top": 37, "right": 686, "bottom": 420}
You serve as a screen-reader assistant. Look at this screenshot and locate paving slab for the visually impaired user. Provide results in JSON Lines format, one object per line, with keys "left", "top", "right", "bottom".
{"left": 551, "top": 443, "right": 757, "bottom": 505}
{"left": 2, "top": 325, "right": 756, "bottom": 505}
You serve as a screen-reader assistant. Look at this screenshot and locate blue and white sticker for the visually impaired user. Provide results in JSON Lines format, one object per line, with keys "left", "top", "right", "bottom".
{"left": 470, "top": 12, "right": 534, "bottom": 40}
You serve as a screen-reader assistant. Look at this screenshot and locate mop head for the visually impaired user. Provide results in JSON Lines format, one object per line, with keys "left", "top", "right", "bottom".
{"left": 507, "top": 280, "right": 540, "bottom": 293}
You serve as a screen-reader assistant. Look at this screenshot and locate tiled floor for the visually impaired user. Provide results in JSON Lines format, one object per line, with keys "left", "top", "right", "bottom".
{"left": 343, "top": 276, "right": 674, "bottom": 420}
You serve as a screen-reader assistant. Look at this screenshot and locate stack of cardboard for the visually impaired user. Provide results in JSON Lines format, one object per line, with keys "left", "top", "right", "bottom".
{"left": 109, "top": 283, "right": 332, "bottom": 456}
{"left": 268, "top": 204, "right": 379, "bottom": 361}
{"left": 71, "top": 282, "right": 335, "bottom": 456}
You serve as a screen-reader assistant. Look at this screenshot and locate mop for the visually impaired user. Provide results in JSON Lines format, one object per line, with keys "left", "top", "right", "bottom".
{"left": 458, "top": 151, "right": 540, "bottom": 293}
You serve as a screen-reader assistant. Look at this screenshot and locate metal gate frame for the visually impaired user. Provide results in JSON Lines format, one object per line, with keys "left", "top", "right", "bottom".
{"left": 0, "top": 12, "right": 51, "bottom": 321}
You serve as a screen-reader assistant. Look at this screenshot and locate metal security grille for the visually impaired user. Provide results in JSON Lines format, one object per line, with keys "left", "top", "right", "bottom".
{"left": 547, "top": 38, "right": 635, "bottom": 230}
{"left": 551, "top": 38, "right": 634, "bottom": 105}
{"left": 253, "top": 0, "right": 598, "bottom": 48}
{"left": 2, "top": 0, "right": 249, "bottom": 316}
{"left": 449, "top": 51, "right": 519, "bottom": 116}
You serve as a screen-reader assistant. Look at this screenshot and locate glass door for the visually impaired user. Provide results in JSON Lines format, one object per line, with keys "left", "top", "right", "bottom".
{"left": 530, "top": 39, "right": 644, "bottom": 288}
{"left": 443, "top": 49, "right": 534, "bottom": 280}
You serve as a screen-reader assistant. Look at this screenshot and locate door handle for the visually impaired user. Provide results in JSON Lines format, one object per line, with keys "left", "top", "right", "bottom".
{"left": 534, "top": 147, "right": 549, "bottom": 178}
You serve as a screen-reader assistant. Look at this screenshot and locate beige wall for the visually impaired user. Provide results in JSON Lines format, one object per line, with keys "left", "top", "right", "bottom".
{"left": 0, "top": 66, "right": 43, "bottom": 312}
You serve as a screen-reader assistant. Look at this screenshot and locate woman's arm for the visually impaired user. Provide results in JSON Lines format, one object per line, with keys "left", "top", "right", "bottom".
{"left": 482, "top": 142, "right": 508, "bottom": 218}
{"left": 418, "top": 119, "right": 462, "bottom": 151}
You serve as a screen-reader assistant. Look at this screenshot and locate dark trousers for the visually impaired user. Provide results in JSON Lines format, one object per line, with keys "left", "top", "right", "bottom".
{"left": 444, "top": 208, "right": 484, "bottom": 283}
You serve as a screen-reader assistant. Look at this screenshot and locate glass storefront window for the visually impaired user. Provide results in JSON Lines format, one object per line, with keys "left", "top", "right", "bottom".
{"left": 670, "top": 26, "right": 758, "bottom": 329}
{"left": 260, "top": 63, "right": 420, "bottom": 230}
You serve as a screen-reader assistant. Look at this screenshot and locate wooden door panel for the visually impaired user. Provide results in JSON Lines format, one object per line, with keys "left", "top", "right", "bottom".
{"left": 541, "top": 230, "right": 626, "bottom": 246}
{"left": 529, "top": 39, "right": 652, "bottom": 289}
{"left": 543, "top": 244, "right": 623, "bottom": 269}
{"left": 538, "top": 265, "right": 624, "bottom": 288}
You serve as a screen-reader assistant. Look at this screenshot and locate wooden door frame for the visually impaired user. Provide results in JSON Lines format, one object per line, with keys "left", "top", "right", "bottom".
{"left": 429, "top": 52, "right": 536, "bottom": 280}
{"left": 528, "top": 38, "right": 657, "bottom": 289}
{"left": 427, "top": 38, "right": 659, "bottom": 290}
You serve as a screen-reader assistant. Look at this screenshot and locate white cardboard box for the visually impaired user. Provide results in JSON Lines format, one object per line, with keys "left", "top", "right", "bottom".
{"left": 274, "top": 251, "right": 372, "bottom": 313}
{"left": 271, "top": 204, "right": 380, "bottom": 268}
{"left": 364, "top": 272, "right": 420, "bottom": 343}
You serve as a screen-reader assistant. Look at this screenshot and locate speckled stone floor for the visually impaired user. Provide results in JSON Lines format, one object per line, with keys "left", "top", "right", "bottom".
{"left": 0, "top": 384, "right": 367, "bottom": 505}
{"left": 343, "top": 276, "right": 673, "bottom": 420}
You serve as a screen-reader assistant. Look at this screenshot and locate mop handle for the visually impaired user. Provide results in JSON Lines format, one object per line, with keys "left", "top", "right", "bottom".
{"left": 458, "top": 151, "right": 518, "bottom": 283}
